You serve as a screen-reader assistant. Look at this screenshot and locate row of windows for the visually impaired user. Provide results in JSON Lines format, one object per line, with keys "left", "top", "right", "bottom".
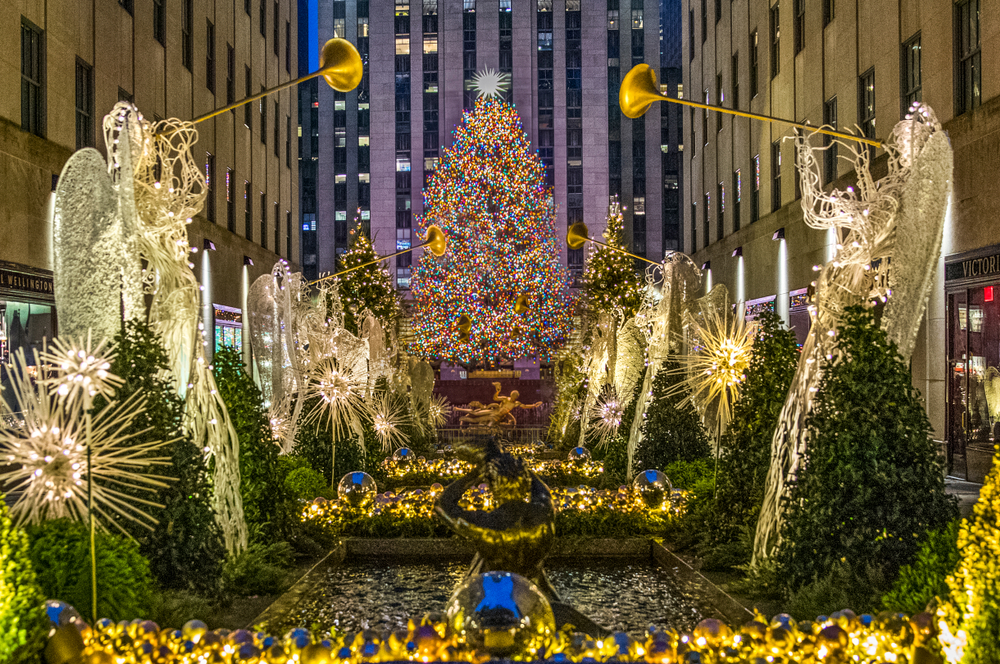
{"left": 691, "top": 0, "right": 979, "bottom": 118}
{"left": 202, "top": 160, "right": 292, "bottom": 257}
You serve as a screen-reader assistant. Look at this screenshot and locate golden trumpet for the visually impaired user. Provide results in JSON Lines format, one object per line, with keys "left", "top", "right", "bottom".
{"left": 619, "top": 63, "right": 883, "bottom": 148}
{"left": 566, "top": 223, "right": 590, "bottom": 251}
{"left": 191, "top": 39, "right": 363, "bottom": 125}
{"left": 514, "top": 294, "right": 531, "bottom": 315}
{"left": 455, "top": 314, "right": 472, "bottom": 342}
{"left": 421, "top": 224, "right": 448, "bottom": 257}
{"left": 307, "top": 224, "right": 446, "bottom": 286}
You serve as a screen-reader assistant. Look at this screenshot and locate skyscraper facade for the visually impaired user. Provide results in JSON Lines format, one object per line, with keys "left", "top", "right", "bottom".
{"left": 303, "top": 0, "right": 683, "bottom": 287}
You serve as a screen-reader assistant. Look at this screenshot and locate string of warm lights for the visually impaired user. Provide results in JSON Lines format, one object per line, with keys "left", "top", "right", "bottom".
{"left": 380, "top": 456, "right": 605, "bottom": 484}
{"left": 409, "top": 95, "right": 574, "bottom": 364}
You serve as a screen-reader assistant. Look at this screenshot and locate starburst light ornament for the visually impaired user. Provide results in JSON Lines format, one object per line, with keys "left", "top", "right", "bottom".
{"left": 670, "top": 304, "right": 754, "bottom": 435}
{"left": 303, "top": 358, "right": 371, "bottom": 442}
{"left": 589, "top": 389, "right": 625, "bottom": 448}
{"left": 0, "top": 349, "right": 170, "bottom": 531}
{"left": 472, "top": 67, "right": 511, "bottom": 99}
{"left": 372, "top": 391, "right": 410, "bottom": 451}
{"left": 427, "top": 393, "right": 453, "bottom": 429}
{"left": 40, "top": 333, "right": 122, "bottom": 403}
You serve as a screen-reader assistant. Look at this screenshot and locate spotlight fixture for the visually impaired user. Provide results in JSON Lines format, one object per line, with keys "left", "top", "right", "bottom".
{"left": 731, "top": 246, "right": 743, "bottom": 258}
{"left": 772, "top": 228, "right": 785, "bottom": 241}
{"left": 701, "top": 261, "right": 711, "bottom": 270}
{"left": 243, "top": 256, "right": 254, "bottom": 266}
{"left": 203, "top": 239, "right": 216, "bottom": 251}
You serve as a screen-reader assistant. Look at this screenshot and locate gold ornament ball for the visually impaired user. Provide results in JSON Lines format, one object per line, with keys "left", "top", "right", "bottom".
{"left": 693, "top": 618, "right": 732, "bottom": 648}
{"left": 567, "top": 446, "right": 591, "bottom": 463}
{"left": 445, "top": 571, "right": 555, "bottom": 659}
{"left": 337, "top": 471, "right": 378, "bottom": 509}
{"left": 392, "top": 447, "right": 414, "bottom": 465}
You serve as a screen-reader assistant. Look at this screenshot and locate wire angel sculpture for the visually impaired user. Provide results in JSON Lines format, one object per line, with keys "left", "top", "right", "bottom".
{"left": 625, "top": 252, "right": 703, "bottom": 477}
{"left": 52, "top": 102, "right": 247, "bottom": 555}
{"left": 753, "top": 103, "right": 953, "bottom": 562}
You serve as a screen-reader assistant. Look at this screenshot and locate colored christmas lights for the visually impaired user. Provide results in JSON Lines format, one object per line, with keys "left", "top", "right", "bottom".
{"left": 409, "top": 95, "right": 574, "bottom": 364}
{"left": 334, "top": 222, "right": 401, "bottom": 335}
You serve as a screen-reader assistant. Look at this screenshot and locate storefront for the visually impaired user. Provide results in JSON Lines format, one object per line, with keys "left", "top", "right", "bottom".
{"left": 945, "top": 245, "right": 1000, "bottom": 482}
{"left": 0, "top": 262, "right": 57, "bottom": 366}
{"left": 213, "top": 305, "right": 243, "bottom": 354}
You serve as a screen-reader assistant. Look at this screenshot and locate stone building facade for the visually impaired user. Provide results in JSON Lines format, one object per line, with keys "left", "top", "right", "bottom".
{"left": 0, "top": 0, "right": 299, "bottom": 363}
{"left": 683, "top": 0, "right": 999, "bottom": 480}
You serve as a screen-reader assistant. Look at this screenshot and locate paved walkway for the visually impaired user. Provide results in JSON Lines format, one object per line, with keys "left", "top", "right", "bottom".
{"left": 946, "top": 476, "right": 983, "bottom": 517}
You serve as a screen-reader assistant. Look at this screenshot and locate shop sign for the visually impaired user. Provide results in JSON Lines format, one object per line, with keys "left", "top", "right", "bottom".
{"left": 946, "top": 252, "right": 1000, "bottom": 281}
{"left": 0, "top": 269, "right": 54, "bottom": 297}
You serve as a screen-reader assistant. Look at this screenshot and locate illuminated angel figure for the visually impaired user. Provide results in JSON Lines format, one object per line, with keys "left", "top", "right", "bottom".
{"left": 455, "top": 382, "right": 542, "bottom": 429}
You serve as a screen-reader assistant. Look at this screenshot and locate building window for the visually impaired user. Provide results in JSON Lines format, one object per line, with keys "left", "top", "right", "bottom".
{"left": 749, "top": 30, "right": 758, "bottom": 97}
{"left": 823, "top": 97, "right": 837, "bottom": 184}
{"left": 273, "top": 202, "right": 280, "bottom": 251}
{"left": 689, "top": 10, "right": 695, "bottom": 61}
{"left": 245, "top": 0, "right": 251, "bottom": 15}
{"left": 286, "top": 21, "right": 291, "bottom": 73}
{"left": 286, "top": 210, "right": 292, "bottom": 259}
{"left": 273, "top": 2, "right": 279, "bottom": 55}
{"left": 691, "top": 202, "right": 697, "bottom": 250}
{"left": 731, "top": 52, "right": 739, "bottom": 110}
{"left": 956, "top": 0, "right": 980, "bottom": 116}
{"left": 701, "top": 0, "right": 707, "bottom": 43}
{"left": 769, "top": 4, "right": 780, "bottom": 78}
{"left": 206, "top": 21, "right": 215, "bottom": 93}
{"left": 227, "top": 169, "right": 234, "bottom": 232}
{"left": 771, "top": 140, "right": 782, "bottom": 212}
{"left": 153, "top": 0, "right": 165, "bottom": 45}
{"left": 733, "top": 169, "right": 741, "bottom": 232}
{"left": 793, "top": 0, "right": 804, "bottom": 54}
{"left": 205, "top": 153, "right": 216, "bottom": 223}
{"left": 702, "top": 193, "right": 710, "bottom": 249}
{"left": 751, "top": 154, "right": 760, "bottom": 222}
{"left": 859, "top": 68, "right": 875, "bottom": 142}
{"left": 715, "top": 0, "right": 721, "bottom": 24}
{"left": 717, "top": 182, "right": 724, "bottom": 240}
{"left": 902, "top": 33, "right": 921, "bottom": 113}
{"left": 245, "top": 181, "right": 252, "bottom": 240}
{"left": 260, "top": 192, "right": 267, "bottom": 249}
{"left": 823, "top": 0, "right": 834, "bottom": 26}
{"left": 260, "top": 0, "right": 266, "bottom": 37}
{"left": 21, "top": 20, "right": 44, "bottom": 137}
{"left": 181, "top": 0, "right": 192, "bottom": 70}
{"left": 273, "top": 101, "right": 280, "bottom": 156}
{"left": 261, "top": 87, "right": 267, "bottom": 144}
{"left": 227, "top": 45, "right": 235, "bottom": 106}
{"left": 286, "top": 115, "right": 291, "bottom": 167}
{"left": 75, "top": 59, "right": 93, "bottom": 150}
{"left": 118, "top": 0, "right": 133, "bottom": 14}
{"left": 690, "top": 108, "right": 696, "bottom": 157}
{"left": 245, "top": 66, "right": 252, "bottom": 128}
{"left": 716, "top": 73, "right": 723, "bottom": 132}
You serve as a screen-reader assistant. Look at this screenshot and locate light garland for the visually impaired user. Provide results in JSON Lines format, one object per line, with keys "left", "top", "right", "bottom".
{"left": 379, "top": 456, "right": 605, "bottom": 485}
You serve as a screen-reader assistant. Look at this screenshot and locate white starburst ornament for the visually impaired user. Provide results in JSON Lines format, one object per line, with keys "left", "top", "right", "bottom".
{"left": 0, "top": 349, "right": 170, "bottom": 531}
{"left": 40, "top": 333, "right": 122, "bottom": 403}
{"left": 372, "top": 391, "right": 410, "bottom": 451}
{"left": 427, "top": 393, "right": 453, "bottom": 429}
{"left": 472, "top": 68, "right": 511, "bottom": 99}
{"left": 589, "top": 389, "right": 625, "bottom": 448}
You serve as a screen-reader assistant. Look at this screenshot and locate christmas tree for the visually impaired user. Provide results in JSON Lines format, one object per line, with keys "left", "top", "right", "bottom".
{"left": 579, "top": 197, "right": 644, "bottom": 321}
{"left": 335, "top": 221, "right": 400, "bottom": 335}
{"left": 409, "top": 71, "right": 573, "bottom": 365}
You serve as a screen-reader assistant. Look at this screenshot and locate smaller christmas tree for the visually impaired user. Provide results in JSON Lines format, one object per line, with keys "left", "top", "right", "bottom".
{"left": 335, "top": 220, "right": 400, "bottom": 335}
{"left": 578, "top": 197, "right": 644, "bottom": 321}
{"left": 635, "top": 362, "right": 712, "bottom": 469}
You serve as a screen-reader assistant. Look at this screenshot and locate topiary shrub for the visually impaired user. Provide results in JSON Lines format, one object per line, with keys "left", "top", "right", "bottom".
{"left": 27, "top": 519, "right": 154, "bottom": 621}
{"left": 213, "top": 345, "right": 293, "bottom": 540}
{"left": 882, "top": 519, "right": 960, "bottom": 615}
{"left": 777, "top": 306, "right": 957, "bottom": 594}
{"left": 0, "top": 493, "right": 46, "bottom": 664}
{"left": 713, "top": 311, "right": 798, "bottom": 540}
{"left": 635, "top": 363, "right": 711, "bottom": 469}
{"left": 285, "top": 466, "right": 333, "bottom": 500}
{"left": 106, "top": 320, "right": 225, "bottom": 593}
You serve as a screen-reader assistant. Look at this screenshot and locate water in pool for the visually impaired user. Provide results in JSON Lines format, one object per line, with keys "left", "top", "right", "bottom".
{"left": 272, "top": 559, "right": 707, "bottom": 636}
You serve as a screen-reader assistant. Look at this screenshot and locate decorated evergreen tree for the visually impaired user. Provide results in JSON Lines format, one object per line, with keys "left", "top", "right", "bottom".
{"left": 107, "top": 320, "right": 225, "bottom": 592}
{"left": 410, "top": 72, "right": 573, "bottom": 364}
{"left": 334, "top": 221, "right": 400, "bottom": 335}
{"left": 578, "top": 197, "right": 644, "bottom": 322}
{"left": 635, "top": 362, "right": 712, "bottom": 470}
{"left": 777, "top": 307, "right": 956, "bottom": 595}
{"left": 712, "top": 311, "right": 799, "bottom": 544}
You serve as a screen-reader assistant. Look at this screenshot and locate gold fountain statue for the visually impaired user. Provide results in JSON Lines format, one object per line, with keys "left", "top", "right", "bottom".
{"left": 454, "top": 382, "right": 542, "bottom": 429}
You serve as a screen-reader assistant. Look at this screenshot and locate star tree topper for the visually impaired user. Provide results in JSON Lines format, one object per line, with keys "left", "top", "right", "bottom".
{"left": 472, "top": 68, "right": 511, "bottom": 99}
